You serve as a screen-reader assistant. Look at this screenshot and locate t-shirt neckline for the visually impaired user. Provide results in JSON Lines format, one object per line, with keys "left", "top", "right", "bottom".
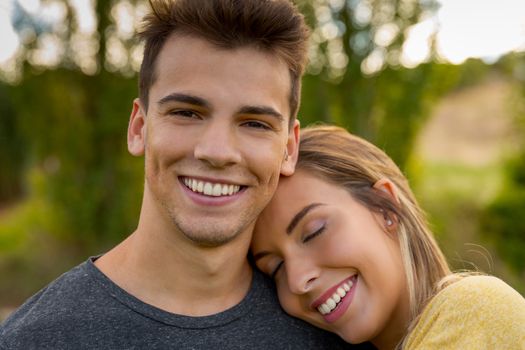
{"left": 85, "top": 256, "right": 262, "bottom": 329}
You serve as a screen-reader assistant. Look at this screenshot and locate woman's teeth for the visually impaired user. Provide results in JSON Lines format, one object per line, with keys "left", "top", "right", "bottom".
{"left": 317, "top": 281, "right": 353, "bottom": 315}
{"left": 183, "top": 177, "right": 241, "bottom": 197}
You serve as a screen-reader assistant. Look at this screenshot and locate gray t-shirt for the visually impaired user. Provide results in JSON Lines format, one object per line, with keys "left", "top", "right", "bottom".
{"left": 0, "top": 258, "right": 371, "bottom": 349}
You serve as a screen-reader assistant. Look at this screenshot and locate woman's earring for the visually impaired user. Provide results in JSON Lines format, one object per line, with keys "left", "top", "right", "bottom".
{"left": 381, "top": 209, "right": 393, "bottom": 227}
{"left": 284, "top": 150, "right": 289, "bottom": 161}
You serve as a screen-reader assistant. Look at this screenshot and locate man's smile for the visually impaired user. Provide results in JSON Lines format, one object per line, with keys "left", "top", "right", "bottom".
{"left": 181, "top": 176, "right": 245, "bottom": 197}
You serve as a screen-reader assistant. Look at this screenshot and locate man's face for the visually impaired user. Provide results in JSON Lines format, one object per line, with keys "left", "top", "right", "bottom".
{"left": 128, "top": 34, "right": 299, "bottom": 247}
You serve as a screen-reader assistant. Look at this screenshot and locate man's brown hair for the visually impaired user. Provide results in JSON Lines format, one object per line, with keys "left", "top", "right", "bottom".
{"left": 138, "top": 0, "right": 310, "bottom": 125}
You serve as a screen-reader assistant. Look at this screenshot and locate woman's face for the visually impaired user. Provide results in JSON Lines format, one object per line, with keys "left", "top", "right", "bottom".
{"left": 251, "top": 170, "right": 409, "bottom": 347}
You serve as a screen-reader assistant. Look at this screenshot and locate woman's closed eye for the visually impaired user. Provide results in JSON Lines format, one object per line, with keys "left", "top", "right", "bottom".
{"left": 271, "top": 261, "right": 283, "bottom": 279}
{"left": 268, "top": 224, "right": 325, "bottom": 279}
{"left": 302, "top": 222, "right": 326, "bottom": 243}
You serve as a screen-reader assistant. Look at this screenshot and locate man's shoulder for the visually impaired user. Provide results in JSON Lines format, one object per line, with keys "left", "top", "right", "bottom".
{"left": 0, "top": 259, "right": 107, "bottom": 348}
{"left": 2, "top": 261, "right": 93, "bottom": 322}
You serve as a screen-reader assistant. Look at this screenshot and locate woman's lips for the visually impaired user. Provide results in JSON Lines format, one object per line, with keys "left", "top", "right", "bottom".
{"left": 312, "top": 275, "right": 358, "bottom": 323}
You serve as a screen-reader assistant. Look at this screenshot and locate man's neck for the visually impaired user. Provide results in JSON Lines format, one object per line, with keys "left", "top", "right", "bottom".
{"left": 95, "top": 223, "right": 253, "bottom": 316}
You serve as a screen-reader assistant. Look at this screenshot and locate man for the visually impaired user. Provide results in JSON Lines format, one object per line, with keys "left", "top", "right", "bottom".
{"left": 1, "top": 0, "right": 369, "bottom": 348}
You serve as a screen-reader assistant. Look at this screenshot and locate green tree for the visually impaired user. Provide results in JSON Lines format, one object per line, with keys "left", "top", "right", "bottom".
{"left": 296, "top": 0, "right": 454, "bottom": 167}
{"left": 0, "top": 0, "right": 474, "bottom": 304}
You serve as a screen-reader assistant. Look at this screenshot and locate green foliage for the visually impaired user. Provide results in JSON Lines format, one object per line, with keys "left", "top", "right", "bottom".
{"left": 295, "top": 0, "right": 457, "bottom": 168}
{"left": 1, "top": 0, "right": 524, "bottom": 304}
{"left": 0, "top": 166, "right": 62, "bottom": 247}
{"left": 453, "top": 58, "right": 492, "bottom": 89}
{"left": 300, "top": 62, "right": 461, "bottom": 168}
{"left": 3, "top": 68, "right": 143, "bottom": 255}
{"left": 0, "top": 83, "right": 25, "bottom": 202}
{"left": 481, "top": 186, "right": 525, "bottom": 272}
{"left": 481, "top": 122, "right": 525, "bottom": 275}
{"left": 480, "top": 57, "right": 525, "bottom": 276}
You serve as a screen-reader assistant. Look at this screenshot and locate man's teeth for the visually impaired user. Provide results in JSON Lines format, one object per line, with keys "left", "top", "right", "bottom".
{"left": 317, "top": 281, "right": 353, "bottom": 315}
{"left": 183, "top": 178, "right": 241, "bottom": 197}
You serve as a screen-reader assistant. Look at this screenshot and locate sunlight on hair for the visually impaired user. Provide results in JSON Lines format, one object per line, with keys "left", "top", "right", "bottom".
{"left": 130, "top": 42, "right": 144, "bottom": 72}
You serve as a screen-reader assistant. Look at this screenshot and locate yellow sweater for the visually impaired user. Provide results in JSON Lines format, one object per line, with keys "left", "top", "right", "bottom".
{"left": 405, "top": 275, "right": 525, "bottom": 349}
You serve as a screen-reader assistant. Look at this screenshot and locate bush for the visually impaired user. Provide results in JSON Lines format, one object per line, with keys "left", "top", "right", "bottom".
{"left": 481, "top": 153, "right": 525, "bottom": 273}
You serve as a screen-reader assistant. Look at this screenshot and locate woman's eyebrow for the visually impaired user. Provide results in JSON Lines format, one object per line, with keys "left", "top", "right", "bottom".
{"left": 286, "top": 203, "right": 325, "bottom": 234}
{"left": 252, "top": 203, "right": 325, "bottom": 263}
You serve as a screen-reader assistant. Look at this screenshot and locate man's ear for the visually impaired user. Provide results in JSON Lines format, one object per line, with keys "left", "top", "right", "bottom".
{"left": 373, "top": 178, "right": 400, "bottom": 205}
{"left": 280, "top": 119, "right": 300, "bottom": 176}
{"left": 128, "top": 98, "right": 146, "bottom": 156}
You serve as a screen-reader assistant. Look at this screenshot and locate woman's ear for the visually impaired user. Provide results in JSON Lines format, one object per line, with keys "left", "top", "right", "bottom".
{"left": 373, "top": 178, "right": 400, "bottom": 205}
{"left": 374, "top": 178, "right": 400, "bottom": 231}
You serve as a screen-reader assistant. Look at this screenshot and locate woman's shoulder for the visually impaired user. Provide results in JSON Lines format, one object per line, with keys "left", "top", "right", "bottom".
{"left": 422, "top": 275, "right": 525, "bottom": 326}
{"left": 405, "top": 275, "right": 525, "bottom": 349}
{"left": 436, "top": 275, "right": 524, "bottom": 305}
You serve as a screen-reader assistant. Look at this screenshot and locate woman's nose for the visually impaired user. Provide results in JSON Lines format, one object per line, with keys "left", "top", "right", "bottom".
{"left": 285, "top": 258, "right": 319, "bottom": 295}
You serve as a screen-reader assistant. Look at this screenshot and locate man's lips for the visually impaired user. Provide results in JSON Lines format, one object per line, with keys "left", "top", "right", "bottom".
{"left": 180, "top": 176, "right": 245, "bottom": 197}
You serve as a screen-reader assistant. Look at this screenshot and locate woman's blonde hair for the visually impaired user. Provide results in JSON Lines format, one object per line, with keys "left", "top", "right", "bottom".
{"left": 297, "top": 125, "right": 452, "bottom": 339}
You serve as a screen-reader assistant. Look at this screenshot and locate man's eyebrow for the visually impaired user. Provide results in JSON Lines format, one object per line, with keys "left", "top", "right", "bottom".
{"left": 237, "top": 105, "right": 284, "bottom": 123}
{"left": 286, "top": 203, "right": 325, "bottom": 235}
{"left": 157, "top": 93, "right": 211, "bottom": 109}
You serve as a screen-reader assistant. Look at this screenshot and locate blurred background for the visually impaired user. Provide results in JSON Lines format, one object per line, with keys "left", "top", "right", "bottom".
{"left": 1, "top": 0, "right": 524, "bottom": 320}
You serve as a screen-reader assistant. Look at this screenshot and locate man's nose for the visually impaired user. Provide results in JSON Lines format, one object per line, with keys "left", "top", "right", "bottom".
{"left": 193, "top": 120, "right": 242, "bottom": 168}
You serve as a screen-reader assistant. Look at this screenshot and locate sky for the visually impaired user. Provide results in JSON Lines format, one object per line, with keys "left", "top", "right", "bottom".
{"left": 1, "top": 0, "right": 525, "bottom": 68}
{"left": 402, "top": 0, "right": 525, "bottom": 66}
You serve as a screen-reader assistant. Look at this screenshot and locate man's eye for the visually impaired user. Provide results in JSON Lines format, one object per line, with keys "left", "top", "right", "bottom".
{"left": 271, "top": 261, "right": 284, "bottom": 279}
{"left": 303, "top": 225, "right": 325, "bottom": 243}
{"left": 242, "top": 120, "right": 271, "bottom": 130}
{"left": 170, "top": 110, "right": 200, "bottom": 118}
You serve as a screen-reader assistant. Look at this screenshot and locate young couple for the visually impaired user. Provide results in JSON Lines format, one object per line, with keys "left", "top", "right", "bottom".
{"left": 1, "top": 0, "right": 523, "bottom": 349}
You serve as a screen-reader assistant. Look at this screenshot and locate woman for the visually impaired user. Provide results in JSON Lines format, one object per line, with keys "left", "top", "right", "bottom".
{"left": 251, "top": 125, "right": 525, "bottom": 349}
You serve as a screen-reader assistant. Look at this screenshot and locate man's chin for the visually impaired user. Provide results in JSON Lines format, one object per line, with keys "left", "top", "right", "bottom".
{"left": 174, "top": 221, "right": 248, "bottom": 248}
